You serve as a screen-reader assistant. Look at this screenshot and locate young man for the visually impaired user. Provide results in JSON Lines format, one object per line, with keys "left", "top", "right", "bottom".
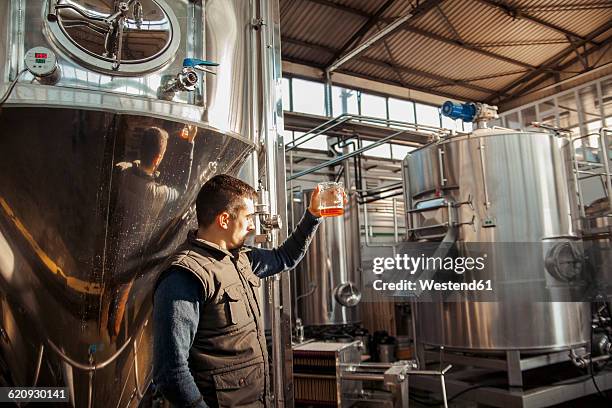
{"left": 153, "top": 174, "right": 324, "bottom": 407}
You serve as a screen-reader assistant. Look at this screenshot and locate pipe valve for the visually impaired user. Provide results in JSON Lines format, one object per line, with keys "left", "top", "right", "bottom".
{"left": 158, "top": 68, "right": 199, "bottom": 100}
{"left": 253, "top": 186, "right": 282, "bottom": 243}
{"left": 158, "top": 58, "right": 218, "bottom": 101}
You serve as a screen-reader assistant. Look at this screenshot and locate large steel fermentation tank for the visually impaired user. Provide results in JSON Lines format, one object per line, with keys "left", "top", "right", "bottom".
{"left": 403, "top": 128, "right": 590, "bottom": 352}
{"left": 293, "top": 189, "right": 361, "bottom": 326}
{"left": 0, "top": 0, "right": 273, "bottom": 406}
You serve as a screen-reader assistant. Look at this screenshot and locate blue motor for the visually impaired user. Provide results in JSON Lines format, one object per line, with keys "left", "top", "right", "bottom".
{"left": 441, "top": 101, "right": 477, "bottom": 122}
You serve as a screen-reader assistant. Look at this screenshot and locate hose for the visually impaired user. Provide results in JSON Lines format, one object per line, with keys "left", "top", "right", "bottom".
{"left": 0, "top": 69, "right": 28, "bottom": 106}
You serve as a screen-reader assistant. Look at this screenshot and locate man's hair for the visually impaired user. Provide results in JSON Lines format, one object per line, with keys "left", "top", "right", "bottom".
{"left": 140, "top": 127, "right": 169, "bottom": 166}
{"left": 196, "top": 174, "right": 258, "bottom": 227}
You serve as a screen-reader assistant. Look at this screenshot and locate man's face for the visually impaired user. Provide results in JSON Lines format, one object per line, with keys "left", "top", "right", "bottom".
{"left": 226, "top": 197, "right": 256, "bottom": 249}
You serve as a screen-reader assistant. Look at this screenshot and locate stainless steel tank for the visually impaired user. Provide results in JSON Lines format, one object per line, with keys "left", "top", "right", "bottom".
{"left": 403, "top": 128, "right": 590, "bottom": 352}
{"left": 292, "top": 189, "right": 361, "bottom": 326}
{"left": 0, "top": 0, "right": 268, "bottom": 406}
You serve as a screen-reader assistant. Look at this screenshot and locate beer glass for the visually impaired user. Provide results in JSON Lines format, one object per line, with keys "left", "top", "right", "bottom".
{"left": 318, "top": 181, "right": 344, "bottom": 217}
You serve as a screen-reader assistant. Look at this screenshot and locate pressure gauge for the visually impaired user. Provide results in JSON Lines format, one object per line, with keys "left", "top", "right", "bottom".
{"left": 24, "top": 47, "right": 60, "bottom": 84}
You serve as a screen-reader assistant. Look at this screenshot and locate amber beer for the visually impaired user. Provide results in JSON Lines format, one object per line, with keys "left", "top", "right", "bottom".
{"left": 318, "top": 181, "right": 345, "bottom": 217}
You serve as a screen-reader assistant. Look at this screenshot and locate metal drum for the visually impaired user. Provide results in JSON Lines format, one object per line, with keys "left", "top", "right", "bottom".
{"left": 0, "top": 0, "right": 268, "bottom": 406}
{"left": 404, "top": 128, "right": 589, "bottom": 352}
{"left": 293, "top": 190, "right": 361, "bottom": 326}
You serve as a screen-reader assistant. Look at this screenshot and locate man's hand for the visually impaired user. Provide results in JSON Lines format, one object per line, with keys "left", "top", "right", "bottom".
{"left": 308, "top": 185, "right": 321, "bottom": 217}
{"left": 187, "top": 124, "right": 198, "bottom": 143}
{"left": 181, "top": 124, "right": 198, "bottom": 143}
{"left": 308, "top": 185, "right": 348, "bottom": 218}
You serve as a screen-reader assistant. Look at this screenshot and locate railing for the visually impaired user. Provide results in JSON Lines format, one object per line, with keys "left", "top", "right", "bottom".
{"left": 569, "top": 127, "right": 611, "bottom": 225}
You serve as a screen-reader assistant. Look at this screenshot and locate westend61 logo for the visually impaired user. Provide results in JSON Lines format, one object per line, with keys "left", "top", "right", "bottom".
{"left": 372, "top": 254, "right": 487, "bottom": 275}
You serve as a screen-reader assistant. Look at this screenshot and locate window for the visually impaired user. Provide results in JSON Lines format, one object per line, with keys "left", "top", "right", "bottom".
{"left": 281, "top": 77, "right": 291, "bottom": 111}
{"left": 292, "top": 78, "right": 325, "bottom": 116}
{"left": 391, "top": 144, "right": 415, "bottom": 160}
{"left": 361, "top": 93, "right": 387, "bottom": 120}
{"left": 388, "top": 98, "right": 415, "bottom": 123}
{"left": 558, "top": 92, "right": 580, "bottom": 136}
{"left": 415, "top": 103, "right": 440, "bottom": 127}
{"left": 603, "top": 78, "right": 612, "bottom": 127}
{"left": 538, "top": 99, "right": 557, "bottom": 128}
{"left": 441, "top": 115, "right": 461, "bottom": 131}
{"left": 489, "top": 118, "right": 502, "bottom": 127}
{"left": 293, "top": 131, "right": 327, "bottom": 151}
{"left": 578, "top": 85, "right": 601, "bottom": 145}
{"left": 505, "top": 112, "right": 520, "bottom": 130}
{"left": 521, "top": 106, "right": 537, "bottom": 129}
{"left": 332, "top": 86, "right": 359, "bottom": 116}
{"left": 361, "top": 140, "right": 392, "bottom": 158}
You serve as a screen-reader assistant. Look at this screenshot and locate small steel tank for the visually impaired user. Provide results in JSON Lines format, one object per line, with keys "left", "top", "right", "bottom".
{"left": 404, "top": 126, "right": 589, "bottom": 352}
{"left": 292, "top": 189, "right": 361, "bottom": 326}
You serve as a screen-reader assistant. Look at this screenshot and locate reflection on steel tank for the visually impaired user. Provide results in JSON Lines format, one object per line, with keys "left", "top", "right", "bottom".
{"left": 292, "top": 189, "right": 362, "bottom": 326}
{"left": 403, "top": 112, "right": 589, "bottom": 353}
{"left": 0, "top": 0, "right": 266, "bottom": 406}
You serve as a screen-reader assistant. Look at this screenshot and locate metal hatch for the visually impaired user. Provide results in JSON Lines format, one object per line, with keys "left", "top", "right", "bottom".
{"left": 46, "top": 0, "right": 180, "bottom": 75}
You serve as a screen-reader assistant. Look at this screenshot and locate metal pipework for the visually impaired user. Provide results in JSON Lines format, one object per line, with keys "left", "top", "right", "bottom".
{"left": 339, "top": 361, "right": 451, "bottom": 408}
{"left": 285, "top": 113, "right": 440, "bottom": 152}
{"left": 287, "top": 129, "right": 409, "bottom": 181}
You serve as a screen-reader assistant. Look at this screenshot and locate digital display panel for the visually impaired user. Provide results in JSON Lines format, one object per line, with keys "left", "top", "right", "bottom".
{"left": 35, "top": 53, "right": 48, "bottom": 59}
{"left": 35, "top": 59, "right": 46, "bottom": 64}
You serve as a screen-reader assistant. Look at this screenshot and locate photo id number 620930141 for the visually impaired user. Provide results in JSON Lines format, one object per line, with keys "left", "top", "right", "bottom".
{"left": 0, "top": 387, "right": 69, "bottom": 402}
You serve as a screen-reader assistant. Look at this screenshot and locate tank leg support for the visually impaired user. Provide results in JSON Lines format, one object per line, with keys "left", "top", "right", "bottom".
{"left": 506, "top": 350, "right": 523, "bottom": 387}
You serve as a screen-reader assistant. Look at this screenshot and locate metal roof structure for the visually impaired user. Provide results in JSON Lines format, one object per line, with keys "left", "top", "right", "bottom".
{"left": 280, "top": 0, "right": 612, "bottom": 106}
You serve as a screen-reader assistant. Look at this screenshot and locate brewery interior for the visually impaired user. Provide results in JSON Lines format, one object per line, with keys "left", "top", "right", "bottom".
{"left": 0, "top": 0, "right": 611, "bottom": 407}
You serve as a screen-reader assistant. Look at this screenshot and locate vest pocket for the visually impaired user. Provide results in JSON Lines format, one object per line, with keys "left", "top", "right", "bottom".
{"left": 213, "top": 363, "right": 264, "bottom": 407}
{"left": 224, "top": 285, "right": 250, "bottom": 325}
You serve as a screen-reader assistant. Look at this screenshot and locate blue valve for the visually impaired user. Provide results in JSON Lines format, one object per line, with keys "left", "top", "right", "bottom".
{"left": 441, "top": 101, "right": 477, "bottom": 122}
{"left": 182, "top": 58, "right": 219, "bottom": 68}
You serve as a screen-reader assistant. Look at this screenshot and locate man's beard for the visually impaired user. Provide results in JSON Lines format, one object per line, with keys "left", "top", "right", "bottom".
{"left": 242, "top": 233, "right": 256, "bottom": 247}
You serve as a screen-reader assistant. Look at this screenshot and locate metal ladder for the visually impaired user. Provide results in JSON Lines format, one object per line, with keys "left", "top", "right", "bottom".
{"left": 569, "top": 127, "right": 612, "bottom": 232}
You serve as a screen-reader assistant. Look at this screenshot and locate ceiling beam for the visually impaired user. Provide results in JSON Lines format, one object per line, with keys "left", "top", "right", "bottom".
{"left": 435, "top": 4, "right": 463, "bottom": 42}
{"left": 301, "top": 0, "right": 551, "bottom": 72}
{"left": 326, "top": 0, "right": 444, "bottom": 73}
{"left": 303, "top": 0, "right": 370, "bottom": 18}
{"left": 485, "top": 20, "right": 612, "bottom": 103}
{"left": 475, "top": 0, "right": 600, "bottom": 47}
{"left": 522, "top": 2, "right": 612, "bottom": 12}
{"left": 377, "top": 22, "right": 410, "bottom": 87}
{"left": 566, "top": 35, "right": 590, "bottom": 70}
{"left": 326, "top": 0, "right": 398, "bottom": 68}
{"left": 359, "top": 55, "right": 499, "bottom": 95}
{"left": 403, "top": 26, "right": 538, "bottom": 69}
{"left": 468, "top": 39, "right": 569, "bottom": 47}
{"left": 283, "top": 36, "right": 500, "bottom": 96}
{"left": 282, "top": 56, "right": 470, "bottom": 102}
{"left": 300, "top": 0, "right": 556, "bottom": 71}
{"left": 504, "top": 34, "right": 612, "bottom": 102}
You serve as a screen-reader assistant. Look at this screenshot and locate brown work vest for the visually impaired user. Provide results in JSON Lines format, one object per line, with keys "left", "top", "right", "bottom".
{"left": 167, "top": 231, "right": 269, "bottom": 408}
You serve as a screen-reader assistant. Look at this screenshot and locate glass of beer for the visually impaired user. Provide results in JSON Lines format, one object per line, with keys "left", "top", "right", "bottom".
{"left": 318, "top": 181, "right": 345, "bottom": 217}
